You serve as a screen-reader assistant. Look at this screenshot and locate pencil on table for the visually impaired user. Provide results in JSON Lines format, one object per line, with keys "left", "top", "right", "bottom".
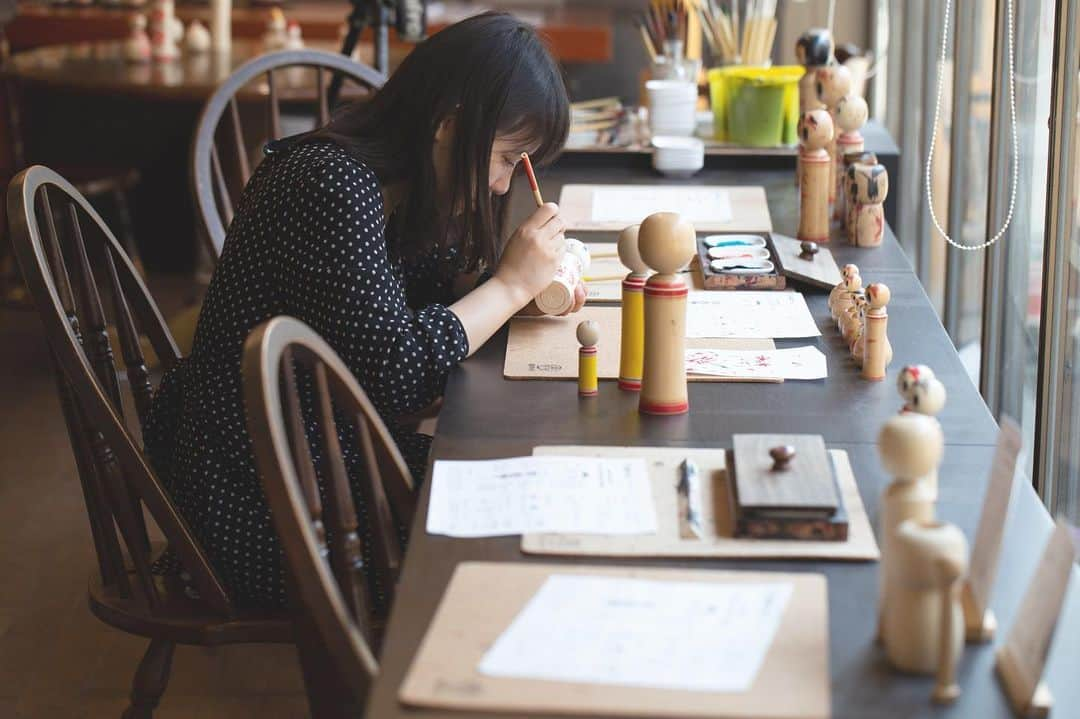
{"left": 520, "top": 152, "right": 543, "bottom": 207}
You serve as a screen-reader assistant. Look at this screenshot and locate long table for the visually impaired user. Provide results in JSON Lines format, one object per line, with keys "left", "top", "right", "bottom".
{"left": 366, "top": 164, "right": 1080, "bottom": 718}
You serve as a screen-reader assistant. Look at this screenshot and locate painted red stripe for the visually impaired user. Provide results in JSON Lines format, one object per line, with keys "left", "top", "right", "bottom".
{"left": 639, "top": 399, "right": 689, "bottom": 415}
{"left": 579, "top": 347, "right": 597, "bottom": 355}
{"left": 618, "top": 378, "right": 642, "bottom": 391}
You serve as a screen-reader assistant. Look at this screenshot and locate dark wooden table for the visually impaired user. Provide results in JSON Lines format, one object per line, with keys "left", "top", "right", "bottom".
{"left": 365, "top": 166, "right": 1080, "bottom": 718}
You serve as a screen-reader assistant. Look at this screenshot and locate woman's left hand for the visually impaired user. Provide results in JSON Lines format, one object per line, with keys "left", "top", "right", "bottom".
{"left": 514, "top": 279, "right": 587, "bottom": 316}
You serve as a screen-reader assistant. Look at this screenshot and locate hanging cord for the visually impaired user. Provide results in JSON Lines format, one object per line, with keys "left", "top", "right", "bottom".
{"left": 925, "top": 0, "right": 1019, "bottom": 251}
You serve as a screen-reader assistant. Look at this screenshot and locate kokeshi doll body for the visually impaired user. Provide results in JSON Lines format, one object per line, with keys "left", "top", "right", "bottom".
{"left": 796, "top": 29, "right": 833, "bottom": 113}
{"left": 863, "top": 283, "right": 891, "bottom": 380}
{"left": 577, "top": 321, "right": 599, "bottom": 398}
{"left": 833, "top": 95, "right": 868, "bottom": 222}
{"left": 878, "top": 413, "right": 945, "bottom": 641}
{"left": 885, "top": 519, "right": 968, "bottom": 691}
{"left": 852, "top": 164, "right": 890, "bottom": 247}
{"left": 815, "top": 64, "right": 852, "bottom": 205}
{"left": 829, "top": 264, "right": 860, "bottom": 319}
{"left": 638, "top": 212, "right": 696, "bottom": 416}
{"left": 617, "top": 225, "right": 649, "bottom": 391}
{"left": 843, "top": 152, "right": 878, "bottom": 238}
{"left": 535, "top": 238, "right": 590, "bottom": 315}
{"left": 797, "top": 110, "right": 834, "bottom": 243}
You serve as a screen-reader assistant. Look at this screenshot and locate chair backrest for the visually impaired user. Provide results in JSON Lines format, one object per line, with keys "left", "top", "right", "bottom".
{"left": 191, "top": 50, "right": 385, "bottom": 258}
{"left": 6, "top": 165, "right": 231, "bottom": 615}
{"left": 242, "top": 316, "right": 418, "bottom": 694}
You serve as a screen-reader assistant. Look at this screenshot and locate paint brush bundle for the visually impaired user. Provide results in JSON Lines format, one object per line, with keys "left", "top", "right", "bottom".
{"left": 698, "top": 0, "right": 777, "bottom": 66}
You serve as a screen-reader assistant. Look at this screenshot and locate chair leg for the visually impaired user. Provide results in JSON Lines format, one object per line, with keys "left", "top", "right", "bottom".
{"left": 122, "top": 638, "right": 175, "bottom": 719}
{"left": 294, "top": 613, "right": 364, "bottom": 719}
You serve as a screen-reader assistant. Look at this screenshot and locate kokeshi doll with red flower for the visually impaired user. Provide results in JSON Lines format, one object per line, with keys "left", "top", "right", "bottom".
{"left": 815, "top": 64, "right": 852, "bottom": 206}
{"left": 638, "top": 212, "right": 696, "bottom": 416}
{"left": 797, "top": 109, "right": 834, "bottom": 243}
{"left": 617, "top": 224, "right": 649, "bottom": 391}
{"left": 863, "top": 282, "right": 892, "bottom": 380}
{"left": 577, "top": 320, "right": 599, "bottom": 398}
{"left": 834, "top": 95, "right": 868, "bottom": 222}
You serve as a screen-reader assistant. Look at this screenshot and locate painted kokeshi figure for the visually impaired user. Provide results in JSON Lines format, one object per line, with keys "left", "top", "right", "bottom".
{"left": 638, "top": 212, "right": 696, "bottom": 416}
{"left": 833, "top": 95, "right": 868, "bottom": 222}
{"left": 796, "top": 29, "right": 834, "bottom": 113}
{"left": 898, "top": 364, "right": 947, "bottom": 416}
{"left": 815, "top": 65, "right": 852, "bottom": 206}
{"left": 577, "top": 320, "right": 600, "bottom": 398}
{"left": 862, "top": 282, "right": 892, "bottom": 380}
{"left": 617, "top": 224, "right": 649, "bottom": 391}
{"left": 829, "top": 264, "right": 860, "bottom": 319}
{"left": 851, "top": 163, "right": 889, "bottom": 247}
{"left": 797, "top": 109, "right": 834, "bottom": 243}
{"left": 843, "top": 152, "right": 878, "bottom": 238}
{"left": 149, "top": 0, "right": 180, "bottom": 61}
{"left": 536, "top": 238, "right": 590, "bottom": 315}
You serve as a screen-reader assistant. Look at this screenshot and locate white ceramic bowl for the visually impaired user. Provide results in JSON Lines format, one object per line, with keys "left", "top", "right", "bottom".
{"left": 651, "top": 136, "right": 705, "bottom": 177}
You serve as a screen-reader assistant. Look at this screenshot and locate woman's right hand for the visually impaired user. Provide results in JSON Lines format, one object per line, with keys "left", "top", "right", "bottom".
{"left": 494, "top": 202, "right": 566, "bottom": 303}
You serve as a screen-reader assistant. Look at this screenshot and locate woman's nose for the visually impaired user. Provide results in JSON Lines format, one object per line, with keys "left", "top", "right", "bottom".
{"left": 491, "top": 170, "right": 512, "bottom": 196}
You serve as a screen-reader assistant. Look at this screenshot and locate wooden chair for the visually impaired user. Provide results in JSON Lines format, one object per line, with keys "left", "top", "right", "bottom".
{"left": 241, "top": 315, "right": 417, "bottom": 715}
{"left": 191, "top": 50, "right": 385, "bottom": 259}
{"left": 6, "top": 165, "right": 292, "bottom": 718}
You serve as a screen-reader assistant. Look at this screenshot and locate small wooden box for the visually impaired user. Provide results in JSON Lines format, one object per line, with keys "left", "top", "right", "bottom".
{"left": 696, "top": 232, "right": 787, "bottom": 290}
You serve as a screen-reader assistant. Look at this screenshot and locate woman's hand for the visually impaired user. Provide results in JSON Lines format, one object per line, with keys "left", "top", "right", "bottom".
{"left": 494, "top": 202, "right": 566, "bottom": 304}
{"left": 515, "top": 280, "right": 586, "bottom": 316}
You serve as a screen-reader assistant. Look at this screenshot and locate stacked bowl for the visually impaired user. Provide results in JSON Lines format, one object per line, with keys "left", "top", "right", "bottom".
{"left": 646, "top": 79, "right": 697, "bottom": 137}
{"left": 651, "top": 136, "right": 705, "bottom": 177}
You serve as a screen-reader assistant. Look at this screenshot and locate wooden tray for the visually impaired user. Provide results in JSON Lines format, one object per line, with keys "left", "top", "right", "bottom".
{"left": 771, "top": 233, "right": 844, "bottom": 291}
{"left": 697, "top": 232, "right": 787, "bottom": 290}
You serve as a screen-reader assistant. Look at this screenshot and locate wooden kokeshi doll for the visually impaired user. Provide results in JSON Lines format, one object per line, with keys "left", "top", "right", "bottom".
{"left": 833, "top": 277, "right": 863, "bottom": 326}
{"left": 577, "top": 320, "right": 599, "bottom": 398}
{"left": 862, "top": 282, "right": 892, "bottom": 380}
{"left": 840, "top": 293, "right": 866, "bottom": 344}
{"left": 829, "top": 264, "right": 860, "bottom": 319}
{"left": 851, "top": 164, "right": 890, "bottom": 247}
{"left": 898, "top": 365, "right": 947, "bottom": 417}
{"left": 843, "top": 152, "right": 878, "bottom": 238}
{"left": 617, "top": 224, "right": 649, "bottom": 392}
{"left": 797, "top": 109, "right": 834, "bottom": 243}
{"left": 638, "top": 212, "right": 696, "bottom": 416}
{"left": 833, "top": 95, "right": 868, "bottom": 222}
{"left": 536, "top": 238, "right": 590, "bottom": 315}
{"left": 796, "top": 29, "right": 834, "bottom": 113}
{"left": 877, "top": 412, "right": 944, "bottom": 641}
{"left": 814, "top": 65, "right": 852, "bottom": 206}
{"left": 886, "top": 518, "right": 968, "bottom": 704}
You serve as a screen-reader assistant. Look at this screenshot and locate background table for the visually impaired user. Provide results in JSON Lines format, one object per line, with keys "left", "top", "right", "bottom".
{"left": 365, "top": 165, "right": 1080, "bottom": 718}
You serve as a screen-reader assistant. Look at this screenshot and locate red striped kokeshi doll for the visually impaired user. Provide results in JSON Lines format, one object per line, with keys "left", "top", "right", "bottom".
{"left": 814, "top": 64, "right": 852, "bottom": 206}
{"left": 851, "top": 163, "right": 890, "bottom": 247}
{"left": 797, "top": 109, "right": 834, "bottom": 243}
{"left": 638, "top": 212, "right": 696, "bottom": 416}
{"left": 617, "top": 224, "right": 650, "bottom": 391}
{"left": 833, "top": 95, "right": 868, "bottom": 222}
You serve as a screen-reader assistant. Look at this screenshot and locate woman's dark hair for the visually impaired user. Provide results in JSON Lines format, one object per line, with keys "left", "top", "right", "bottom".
{"left": 311, "top": 12, "right": 569, "bottom": 270}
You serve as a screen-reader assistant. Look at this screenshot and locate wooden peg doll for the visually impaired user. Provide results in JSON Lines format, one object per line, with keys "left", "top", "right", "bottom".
{"left": 898, "top": 365, "right": 947, "bottom": 417}
{"left": 840, "top": 293, "right": 865, "bottom": 344}
{"left": 638, "top": 212, "right": 696, "bottom": 416}
{"left": 125, "top": 14, "right": 152, "bottom": 63}
{"left": 536, "top": 238, "right": 590, "bottom": 315}
{"left": 850, "top": 304, "right": 868, "bottom": 367}
{"left": 577, "top": 320, "right": 599, "bottom": 398}
{"left": 814, "top": 64, "right": 852, "bottom": 206}
{"left": 863, "top": 282, "right": 892, "bottom": 380}
{"left": 851, "top": 164, "right": 889, "bottom": 247}
{"left": 796, "top": 29, "right": 834, "bottom": 113}
{"left": 149, "top": 0, "right": 180, "bottom": 61}
{"left": 617, "top": 224, "right": 649, "bottom": 392}
{"left": 797, "top": 109, "right": 834, "bottom": 243}
{"left": 843, "top": 152, "right": 878, "bottom": 239}
{"left": 829, "top": 264, "right": 860, "bottom": 319}
{"left": 833, "top": 95, "right": 868, "bottom": 222}
{"left": 833, "top": 278, "right": 863, "bottom": 327}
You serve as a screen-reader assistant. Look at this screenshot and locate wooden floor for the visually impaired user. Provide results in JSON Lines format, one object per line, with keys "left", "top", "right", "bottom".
{"left": 0, "top": 278, "right": 310, "bottom": 718}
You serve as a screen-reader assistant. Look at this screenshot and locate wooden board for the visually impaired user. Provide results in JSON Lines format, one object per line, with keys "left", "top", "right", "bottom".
{"left": 505, "top": 305, "right": 778, "bottom": 381}
{"left": 730, "top": 434, "right": 839, "bottom": 517}
{"left": 399, "top": 562, "right": 830, "bottom": 719}
{"left": 559, "top": 184, "right": 773, "bottom": 233}
{"left": 772, "top": 233, "right": 843, "bottom": 291}
{"left": 583, "top": 242, "right": 629, "bottom": 303}
{"left": 697, "top": 233, "right": 787, "bottom": 291}
{"left": 523, "top": 446, "right": 880, "bottom": 561}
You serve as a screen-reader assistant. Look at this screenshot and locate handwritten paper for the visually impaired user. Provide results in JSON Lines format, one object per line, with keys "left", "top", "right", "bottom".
{"left": 686, "top": 346, "right": 827, "bottom": 380}
{"left": 427, "top": 457, "right": 657, "bottom": 538}
{"left": 685, "top": 291, "right": 821, "bottom": 339}
{"left": 590, "top": 187, "right": 733, "bottom": 225}
{"left": 479, "top": 574, "right": 792, "bottom": 693}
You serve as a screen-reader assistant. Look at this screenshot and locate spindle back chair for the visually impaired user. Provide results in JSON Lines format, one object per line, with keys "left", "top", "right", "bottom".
{"left": 242, "top": 316, "right": 418, "bottom": 709}
{"left": 192, "top": 50, "right": 385, "bottom": 258}
{"left": 7, "top": 166, "right": 290, "bottom": 718}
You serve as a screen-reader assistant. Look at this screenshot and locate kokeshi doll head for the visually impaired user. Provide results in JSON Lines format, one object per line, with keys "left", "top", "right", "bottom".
{"left": 844, "top": 272, "right": 864, "bottom": 292}
{"left": 905, "top": 376, "right": 947, "bottom": 417}
{"left": 795, "top": 28, "right": 833, "bottom": 67}
{"left": 637, "top": 212, "right": 696, "bottom": 275}
{"left": 798, "top": 109, "right": 834, "bottom": 151}
{"left": 897, "top": 364, "right": 936, "bottom": 397}
{"left": 852, "top": 164, "right": 889, "bottom": 204}
{"left": 841, "top": 263, "right": 860, "bottom": 282}
{"left": 835, "top": 94, "right": 869, "bottom": 134}
{"left": 866, "top": 282, "right": 891, "bottom": 311}
{"left": 815, "top": 64, "right": 853, "bottom": 108}
{"left": 878, "top": 413, "right": 945, "bottom": 480}
{"left": 617, "top": 224, "right": 649, "bottom": 275}
{"left": 576, "top": 319, "right": 599, "bottom": 348}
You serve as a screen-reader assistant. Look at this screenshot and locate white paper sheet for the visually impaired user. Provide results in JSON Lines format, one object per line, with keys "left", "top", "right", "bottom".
{"left": 479, "top": 575, "right": 793, "bottom": 693}
{"left": 685, "top": 291, "right": 821, "bottom": 339}
{"left": 590, "top": 187, "right": 733, "bottom": 225}
{"left": 426, "top": 457, "right": 657, "bottom": 538}
{"left": 686, "top": 346, "right": 828, "bottom": 380}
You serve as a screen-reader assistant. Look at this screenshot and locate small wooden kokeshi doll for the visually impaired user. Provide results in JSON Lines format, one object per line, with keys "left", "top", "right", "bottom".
{"left": 815, "top": 65, "right": 852, "bottom": 206}
{"left": 840, "top": 293, "right": 866, "bottom": 344}
{"left": 850, "top": 307, "right": 867, "bottom": 367}
{"left": 125, "top": 14, "right": 152, "bottom": 63}
{"left": 796, "top": 29, "right": 834, "bottom": 113}
{"left": 833, "top": 95, "right": 868, "bottom": 222}
{"left": 577, "top": 320, "right": 599, "bottom": 398}
{"left": 863, "top": 282, "right": 891, "bottom": 380}
{"left": 843, "top": 152, "right": 878, "bottom": 238}
{"left": 797, "top": 109, "right": 834, "bottom": 243}
{"left": 829, "top": 264, "right": 860, "bottom": 319}
{"left": 886, "top": 518, "right": 968, "bottom": 704}
{"left": 851, "top": 164, "right": 890, "bottom": 247}
{"left": 638, "top": 212, "right": 696, "bottom": 416}
{"left": 877, "top": 412, "right": 944, "bottom": 642}
{"left": 898, "top": 365, "right": 948, "bottom": 417}
{"left": 536, "top": 238, "right": 590, "bottom": 315}
{"left": 150, "top": 0, "right": 180, "bottom": 61}
{"left": 617, "top": 224, "right": 649, "bottom": 392}
{"left": 833, "top": 277, "right": 863, "bottom": 326}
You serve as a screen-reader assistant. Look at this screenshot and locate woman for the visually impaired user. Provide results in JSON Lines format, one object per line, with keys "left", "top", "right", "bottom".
{"left": 145, "top": 12, "right": 576, "bottom": 608}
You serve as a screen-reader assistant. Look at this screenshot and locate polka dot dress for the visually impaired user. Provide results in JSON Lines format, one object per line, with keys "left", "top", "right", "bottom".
{"left": 144, "top": 139, "right": 470, "bottom": 608}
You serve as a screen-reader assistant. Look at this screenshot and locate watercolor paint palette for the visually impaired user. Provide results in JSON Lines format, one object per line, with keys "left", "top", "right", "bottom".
{"left": 696, "top": 233, "right": 786, "bottom": 290}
